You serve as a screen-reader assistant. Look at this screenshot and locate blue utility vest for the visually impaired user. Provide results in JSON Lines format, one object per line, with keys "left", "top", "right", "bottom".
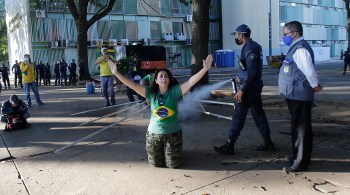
{"left": 278, "top": 40, "right": 315, "bottom": 101}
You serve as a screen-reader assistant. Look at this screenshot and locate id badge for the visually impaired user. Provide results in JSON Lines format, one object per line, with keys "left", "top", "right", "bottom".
{"left": 282, "top": 59, "right": 293, "bottom": 76}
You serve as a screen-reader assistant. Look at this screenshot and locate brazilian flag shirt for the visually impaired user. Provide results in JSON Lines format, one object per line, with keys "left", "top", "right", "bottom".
{"left": 146, "top": 85, "right": 183, "bottom": 134}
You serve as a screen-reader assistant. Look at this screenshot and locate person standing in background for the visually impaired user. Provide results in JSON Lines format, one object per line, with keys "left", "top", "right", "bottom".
{"left": 44, "top": 61, "right": 51, "bottom": 86}
{"left": 39, "top": 61, "right": 45, "bottom": 86}
{"left": 343, "top": 49, "right": 350, "bottom": 75}
{"left": 68, "top": 59, "right": 77, "bottom": 85}
{"left": 12, "top": 60, "right": 23, "bottom": 88}
{"left": 54, "top": 60, "right": 60, "bottom": 86}
{"left": 20, "top": 54, "right": 45, "bottom": 107}
{"left": 95, "top": 48, "right": 116, "bottom": 107}
{"left": 0, "top": 63, "right": 11, "bottom": 89}
{"left": 279, "top": 21, "right": 323, "bottom": 173}
{"left": 60, "top": 58, "right": 68, "bottom": 86}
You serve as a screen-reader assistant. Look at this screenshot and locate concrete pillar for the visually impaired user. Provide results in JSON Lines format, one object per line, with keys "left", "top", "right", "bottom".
{"left": 5, "top": 0, "right": 32, "bottom": 65}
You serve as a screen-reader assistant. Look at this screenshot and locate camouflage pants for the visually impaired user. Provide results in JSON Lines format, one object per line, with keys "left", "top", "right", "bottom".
{"left": 146, "top": 131, "right": 182, "bottom": 168}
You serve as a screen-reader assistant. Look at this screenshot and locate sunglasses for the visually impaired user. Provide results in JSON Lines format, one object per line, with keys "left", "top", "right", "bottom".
{"left": 158, "top": 94, "right": 164, "bottom": 106}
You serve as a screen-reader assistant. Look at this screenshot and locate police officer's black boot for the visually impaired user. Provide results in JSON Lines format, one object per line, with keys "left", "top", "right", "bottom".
{"left": 214, "top": 138, "right": 236, "bottom": 155}
{"left": 254, "top": 135, "right": 275, "bottom": 151}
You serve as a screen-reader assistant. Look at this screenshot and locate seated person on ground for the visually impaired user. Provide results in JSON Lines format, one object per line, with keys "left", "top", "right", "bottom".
{"left": 1, "top": 95, "right": 31, "bottom": 131}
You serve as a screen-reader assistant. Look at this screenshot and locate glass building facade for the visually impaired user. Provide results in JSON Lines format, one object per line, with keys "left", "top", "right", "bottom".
{"left": 280, "top": 0, "right": 347, "bottom": 58}
{"left": 28, "top": 0, "right": 222, "bottom": 72}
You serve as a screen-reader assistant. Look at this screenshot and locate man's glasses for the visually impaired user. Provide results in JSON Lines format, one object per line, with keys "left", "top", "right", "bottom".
{"left": 158, "top": 94, "right": 164, "bottom": 106}
{"left": 283, "top": 31, "right": 293, "bottom": 36}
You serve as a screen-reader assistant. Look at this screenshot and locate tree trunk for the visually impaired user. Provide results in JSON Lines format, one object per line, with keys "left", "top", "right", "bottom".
{"left": 191, "top": 0, "right": 211, "bottom": 88}
{"left": 66, "top": 0, "right": 117, "bottom": 82}
{"left": 76, "top": 21, "right": 91, "bottom": 81}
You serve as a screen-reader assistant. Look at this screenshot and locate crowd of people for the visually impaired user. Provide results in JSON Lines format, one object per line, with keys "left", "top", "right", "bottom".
{"left": 0, "top": 57, "right": 84, "bottom": 92}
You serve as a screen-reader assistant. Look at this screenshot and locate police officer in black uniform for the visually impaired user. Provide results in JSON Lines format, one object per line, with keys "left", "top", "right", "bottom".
{"left": 214, "top": 24, "right": 274, "bottom": 155}
{"left": 343, "top": 49, "right": 350, "bottom": 75}
{"left": 54, "top": 60, "right": 60, "bottom": 86}
{"left": 68, "top": 59, "right": 77, "bottom": 85}
{"left": 60, "top": 58, "right": 68, "bottom": 86}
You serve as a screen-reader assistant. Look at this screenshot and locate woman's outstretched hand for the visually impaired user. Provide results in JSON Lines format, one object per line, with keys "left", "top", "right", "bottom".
{"left": 108, "top": 59, "right": 118, "bottom": 75}
{"left": 203, "top": 54, "right": 213, "bottom": 71}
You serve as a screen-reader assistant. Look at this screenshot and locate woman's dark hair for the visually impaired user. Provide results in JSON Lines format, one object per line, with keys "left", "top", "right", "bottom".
{"left": 150, "top": 68, "right": 179, "bottom": 101}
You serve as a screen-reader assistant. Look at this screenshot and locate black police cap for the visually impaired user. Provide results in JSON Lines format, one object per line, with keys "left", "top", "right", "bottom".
{"left": 231, "top": 24, "right": 251, "bottom": 35}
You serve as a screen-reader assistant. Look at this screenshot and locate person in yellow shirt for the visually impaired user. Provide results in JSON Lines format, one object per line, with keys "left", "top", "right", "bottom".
{"left": 95, "top": 48, "right": 116, "bottom": 107}
{"left": 20, "top": 54, "right": 45, "bottom": 107}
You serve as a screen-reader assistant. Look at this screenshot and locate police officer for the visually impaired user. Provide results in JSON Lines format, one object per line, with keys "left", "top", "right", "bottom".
{"left": 279, "top": 21, "right": 323, "bottom": 173}
{"left": 343, "top": 49, "right": 350, "bottom": 75}
{"left": 68, "top": 59, "right": 77, "bottom": 85}
{"left": 214, "top": 24, "right": 274, "bottom": 155}
{"left": 12, "top": 60, "right": 23, "bottom": 88}
{"left": 60, "top": 58, "right": 68, "bottom": 86}
{"left": 54, "top": 60, "right": 60, "bottom": 86}
{"left": 44, "top": 61, "right": 51, "bottom": 86}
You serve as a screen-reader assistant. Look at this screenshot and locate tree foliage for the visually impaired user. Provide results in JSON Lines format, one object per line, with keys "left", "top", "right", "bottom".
{"left": 26, "top": 0, "right": 117, "bottom": 81}
{"left": 0, "top": 0, "right": 8, "bottom": 61}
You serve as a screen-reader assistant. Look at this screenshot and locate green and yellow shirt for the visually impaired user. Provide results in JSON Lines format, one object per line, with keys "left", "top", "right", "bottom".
{"left": 146, "top": 85, "right": 183, "bottom": 134}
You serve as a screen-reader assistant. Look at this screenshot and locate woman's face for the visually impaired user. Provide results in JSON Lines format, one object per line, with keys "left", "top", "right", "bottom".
{"left": 155, "top": 71, "right": 169, "bottom": 88}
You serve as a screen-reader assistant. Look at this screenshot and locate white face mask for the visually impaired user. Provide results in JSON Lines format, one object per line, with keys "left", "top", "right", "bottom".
{"left": 24, "top": 57, "right": 30, "bottom": 62}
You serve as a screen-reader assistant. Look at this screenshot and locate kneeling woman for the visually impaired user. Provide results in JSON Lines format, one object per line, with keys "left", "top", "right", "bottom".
{"left": 108, "top": 55, "right": 213, "bottom": 168}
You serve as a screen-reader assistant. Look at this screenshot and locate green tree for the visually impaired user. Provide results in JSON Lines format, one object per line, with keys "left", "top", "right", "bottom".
{"left": 28, "top": 0, "right": 117, "bottom": 81}
{"left": 0, "top": 0, "right": 8, "bottom": 61}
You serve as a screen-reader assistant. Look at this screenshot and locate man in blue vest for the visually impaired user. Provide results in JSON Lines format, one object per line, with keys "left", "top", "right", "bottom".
{"left": 214, "top": 24, "right": 274, "bottom": 155}
{"left": 279, "top": 21, "right": 323, "bottom": 173}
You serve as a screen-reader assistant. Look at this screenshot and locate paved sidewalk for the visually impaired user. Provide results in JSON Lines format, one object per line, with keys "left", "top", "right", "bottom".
{"left": 0, "top": 60, "right": 349, "bottom": 194}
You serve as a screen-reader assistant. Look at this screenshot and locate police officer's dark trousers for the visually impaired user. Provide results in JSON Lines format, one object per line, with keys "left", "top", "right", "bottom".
{"left": 228, "top": 95, "right": 270, "bottom": 140}
{"left": 343, "top": 60, "right": 350, "bottom": 75}
{"left": 286, "top": 99, "right": 313, "bottom": 171}
{"left": 55, "top": 73, "right": 60, "bottom": 85}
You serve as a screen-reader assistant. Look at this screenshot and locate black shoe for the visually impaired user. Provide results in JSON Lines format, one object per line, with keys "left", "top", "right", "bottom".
{"left": 283, "top": 166, "right": 295, "bottom": 174}
{"left": 38, "top": 102, "right": 45, "bottom": 105}
{"left": 254, "top": 142, "right": 275, "bottom": 151}
{"left": 214, "top": 139, "right": 236, "bottom": 155}
{"left": 283, "top": 165, "right": 306, "bottom": 174}
{"left": 104, "top": 104, "right": 110, "bottom": 107}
